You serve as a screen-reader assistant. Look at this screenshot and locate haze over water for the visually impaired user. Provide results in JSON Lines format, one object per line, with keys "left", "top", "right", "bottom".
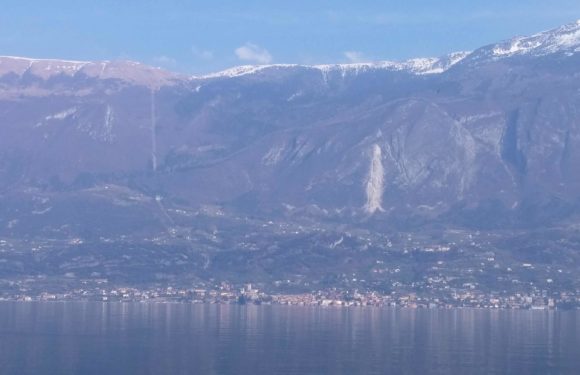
{"left": 0, "top": 302, "right": 578, "bottom": 374}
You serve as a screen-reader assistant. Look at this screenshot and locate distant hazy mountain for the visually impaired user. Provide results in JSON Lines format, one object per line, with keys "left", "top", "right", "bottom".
{"left": 1, "top": 20, "right": 580, "bottom": 239}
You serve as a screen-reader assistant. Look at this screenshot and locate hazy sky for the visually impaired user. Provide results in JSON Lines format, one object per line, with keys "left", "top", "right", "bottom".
{"left": 1, "top": 1, "right": 579, "bottom": 74}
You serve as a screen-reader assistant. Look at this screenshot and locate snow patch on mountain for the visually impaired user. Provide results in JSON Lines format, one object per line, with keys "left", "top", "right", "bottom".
{"left": 199, "top": 65, "right": 297, "bottom": 79}
{"left": 316, "top": 52, "right": 470, "bottom": 77}
{"left": 329, "top": 236, "right": 344, "bottom": 249}
{"left": 45, "top": 107, "right": 77, "bottom": 121}
{"left": 263, "top": 144, "right": 286, "bottom": 166}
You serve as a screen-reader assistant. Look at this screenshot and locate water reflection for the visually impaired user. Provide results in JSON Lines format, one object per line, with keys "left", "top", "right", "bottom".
{"left": 0, "top": 302, "right": 578, "bottom": 374}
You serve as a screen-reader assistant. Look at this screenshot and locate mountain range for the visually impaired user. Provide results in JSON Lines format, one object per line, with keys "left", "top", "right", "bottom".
{"left": 1, "top": 21, "right": 580, "bottom": 292}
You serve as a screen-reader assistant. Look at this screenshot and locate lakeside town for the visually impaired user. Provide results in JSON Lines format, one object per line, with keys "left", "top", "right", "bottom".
{"left": 1, "top": 224, "right": 580, "bottom": 311}
{"left": 2, "top": 282, "right": 578, "bottom": 310}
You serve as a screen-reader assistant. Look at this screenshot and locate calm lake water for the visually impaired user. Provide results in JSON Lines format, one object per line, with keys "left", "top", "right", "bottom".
{"left": 0, "top": 302, "right": 578, "bottom": 375}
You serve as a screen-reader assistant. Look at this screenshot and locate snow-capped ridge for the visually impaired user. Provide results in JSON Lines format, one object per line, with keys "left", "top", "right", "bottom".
{"left": 0, "top": 56, "right": 90, "bottom": 64}
{"left": 195, "top": 51, "right": 471, "bottom": 80}
{"left": 2, "top": 20, "right": 579, "bottom": 86}
{"left": 198, "top": 64, "right": 299, "bottom": 79}
{"left": 0, "top": 56, "right": 180, "bottom": 87}
{"left": 196, "top": 21, "right": 580, "bottom": 80}
{"left": 481, "top": 19, "right": 580, "bottom": 59}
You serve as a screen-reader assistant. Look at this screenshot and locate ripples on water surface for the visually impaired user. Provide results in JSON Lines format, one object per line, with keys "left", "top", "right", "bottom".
{"left": 0, "top": 302, "right": 578, "bottom": 374}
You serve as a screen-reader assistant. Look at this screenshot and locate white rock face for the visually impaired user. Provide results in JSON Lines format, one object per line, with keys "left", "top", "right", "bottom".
{"left": 103, "top": 105, "right": 114, "bottom": 142}
{"left": 364, "top": 144, "right": 385, "bottom": 214}
{"left": 150, "top": 90, "right": 158, "bottom": 172}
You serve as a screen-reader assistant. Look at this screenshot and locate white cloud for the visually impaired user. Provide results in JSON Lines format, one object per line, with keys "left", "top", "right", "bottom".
{"left": 192, "top": 46, "right": 214, "bottom": 60}
{"left": 344, "top": 51, "right": 366, "bottom": 63}
{"left": 152, "top": 55, "right": 177, "bottom": 68}
{"left": 235, "top": 43, "right": 272, "bottom": 64}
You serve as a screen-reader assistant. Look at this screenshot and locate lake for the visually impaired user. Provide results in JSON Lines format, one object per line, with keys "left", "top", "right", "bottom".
{"left": 0, "top": 302, "right": 578, "bottom": 374}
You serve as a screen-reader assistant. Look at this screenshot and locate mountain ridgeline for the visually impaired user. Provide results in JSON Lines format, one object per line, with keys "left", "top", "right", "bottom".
{"left": 1, "top": 21, "right": 580, "bottom": 239}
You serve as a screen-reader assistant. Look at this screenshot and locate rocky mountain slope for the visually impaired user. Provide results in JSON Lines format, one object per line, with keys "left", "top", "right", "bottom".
{"left": 2, "top": 21, "right": 580, "bottom": 238}
{"left": 1, "top": 20, "right": 580, "bottom": 294}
